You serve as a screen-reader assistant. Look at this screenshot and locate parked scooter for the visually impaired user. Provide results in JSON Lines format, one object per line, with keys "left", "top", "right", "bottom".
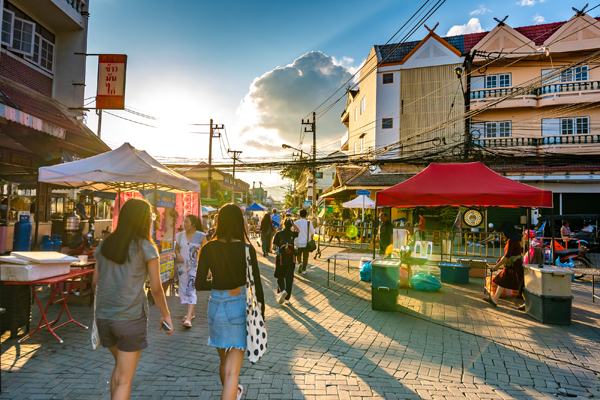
{"left": 67, "top": 232, "right": 100, "bottom": 259}
{"left": 555, "top": 242, "right": 593, "bottom": 279}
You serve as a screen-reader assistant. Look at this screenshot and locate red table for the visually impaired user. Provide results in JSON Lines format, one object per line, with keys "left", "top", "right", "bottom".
{"left": 4, "top": 269, "right": 94, "bottom": 344}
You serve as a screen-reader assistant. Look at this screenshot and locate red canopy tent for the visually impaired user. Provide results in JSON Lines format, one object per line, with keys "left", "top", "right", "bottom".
{"left": 377, "top": 162, "right": 553, "bottom": 208}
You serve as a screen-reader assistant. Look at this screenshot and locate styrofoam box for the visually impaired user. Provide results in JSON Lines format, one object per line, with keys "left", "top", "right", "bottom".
{"left": 1, "top": 263, "right": 71, "bottom": 282}
{"left": 524, "top": 264, "right": 573, "bottom": 297}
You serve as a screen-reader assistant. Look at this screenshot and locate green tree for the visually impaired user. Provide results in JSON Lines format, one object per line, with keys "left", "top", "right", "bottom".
{"left": 200, "top": 180, "right": 227, "bottom": 206}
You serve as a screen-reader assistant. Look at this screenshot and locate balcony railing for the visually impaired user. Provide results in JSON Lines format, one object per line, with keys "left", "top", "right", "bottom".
{"left": 470, "top": 80, "right": 600, "bottom": 103}
{"left": 474, "top": 134, "right": 600, "bottom": 148}
{"left": 65, "top": 0, "right": 85, "bottom": 13}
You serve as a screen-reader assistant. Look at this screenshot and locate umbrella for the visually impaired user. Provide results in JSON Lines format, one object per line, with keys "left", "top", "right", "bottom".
{"left": 201, "top": 206, "right": 217, "bottom": 212}
{"left": 343, "top": 195, "right": 376, "bottom": 222}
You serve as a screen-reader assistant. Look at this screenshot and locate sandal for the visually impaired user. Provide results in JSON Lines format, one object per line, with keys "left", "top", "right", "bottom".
{"left": 183, "top": 320, "right": 192, "bottom": 328}
{"left": 182, "top": 316, "right": 196, "bottom": 322}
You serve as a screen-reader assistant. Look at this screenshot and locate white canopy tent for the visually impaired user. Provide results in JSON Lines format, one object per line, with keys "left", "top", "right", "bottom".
{"left": 342, "top": 195, "right": 376, "bottom": 222}
{"left": 38, "top": 143, "right": 200, "bottom": 193}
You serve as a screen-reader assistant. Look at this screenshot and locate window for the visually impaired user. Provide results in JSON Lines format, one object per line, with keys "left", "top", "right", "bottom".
{"left": 354, "top": 107, "right": 357, "bottom": 121}
{"left": 332, "top": 172, "right": 335, "bottom": 179}
{"left": 561, "top": 66, "right": 588, "bottom": 82}
{"left": 1, "top": 10, "right": 13, "bottom": 46}
{"left": 316, "top": 172, "right": 323, "bottom": 179}
{"left": 360, "top": 97, "right": 365, "bottom": 114}
{"left": 360, "top": 133, "right": 366, "bottom": 152}
{"left": 383, "top": 73, "right": 393, "bottom": 84}
{"left": 485, "top": 121, "right": 511, "bottom": 138}
{"left": 382, "top": 118, "right": 393, "bottom": 129}
{"left": 561, "top": 117, "right": 589, "bottom": 135}
{"left": 25, "top": 33, "right": 54, "bottom": 72}
{"left": 354, "top": 142, "right": 358, "bottom": 154}
{"left": 11, "top": 16, "right": 35, "bottom": 55}
{"left": 485, "top": 73, "right": 511, "bottom": 88}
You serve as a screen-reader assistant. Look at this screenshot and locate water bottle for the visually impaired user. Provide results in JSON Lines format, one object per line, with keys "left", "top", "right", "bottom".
{"left": 40, "top": 235, "right": 54, "bottom": 251}
{"left": 13, "top": 214, "right": 32, "bottom": 251}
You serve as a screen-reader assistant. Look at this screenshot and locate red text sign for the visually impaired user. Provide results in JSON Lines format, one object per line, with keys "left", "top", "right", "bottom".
{"left": 96, "top": 54, "right": 127, "bottom": 109}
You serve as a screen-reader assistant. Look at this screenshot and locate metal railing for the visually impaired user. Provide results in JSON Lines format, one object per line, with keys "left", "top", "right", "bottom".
{"left": 474, "top": 134, "right": 600, "bottom": 148}
{"left": 470, "top": 80, "right": 600, "bottom": 100}
{"left": 65, "top": 0, "right": 85, "bottom": 13}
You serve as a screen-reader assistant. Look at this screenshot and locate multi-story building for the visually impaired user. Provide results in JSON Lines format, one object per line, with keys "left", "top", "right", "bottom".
{"left": 337, "top": 9, "right": 600, "bottom": 215}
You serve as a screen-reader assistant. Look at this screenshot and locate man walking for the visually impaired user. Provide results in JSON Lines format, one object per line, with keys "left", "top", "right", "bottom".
{"left": 378, "top": 212, "right": 393, "bottom": 255}
{"left": 294, "top": 209, "right": 315, "bottom": 275}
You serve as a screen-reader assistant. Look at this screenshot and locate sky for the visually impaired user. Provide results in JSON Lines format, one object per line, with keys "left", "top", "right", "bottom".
{"left": 83, "top": 0, "right": 583, "bottom": 200}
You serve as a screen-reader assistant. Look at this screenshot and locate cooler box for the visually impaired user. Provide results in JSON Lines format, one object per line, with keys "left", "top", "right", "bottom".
{"left": 371, "top": 286, "right": 398, "bottom": 311}
{"left": 1, "top": 263, "right": 71, "bottom": 281}
{"left": 523, "top": 288, "right": 572, "bottom": 325}
{"left": 439, "top": 262, "right": 470, "bottom": 284}
{"left": 371, "top": 259, "right": 400, "bottom": 289}
{"left": 524, "top": 264, "right": 572, "bottom": 297}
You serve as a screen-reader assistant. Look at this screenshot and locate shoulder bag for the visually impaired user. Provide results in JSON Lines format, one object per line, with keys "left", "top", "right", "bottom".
{"left": 306, "top": 220, "right": 317, "bottom": 253}
{"left": 245, "top": 244, "right": 267, "bottom": 363}
{"left": 91, "top": 284, "right": 101, "bottom": 350}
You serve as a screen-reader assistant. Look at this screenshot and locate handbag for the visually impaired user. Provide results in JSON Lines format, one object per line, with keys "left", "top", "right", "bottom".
{"left": 306, "top": 220, "right": 317, "bottom": 253}
{"left": 245, "top": 244, "right": 267, "bottom": 363}
{"left": 91, "top": 284, "right": 101, "bottom": 350}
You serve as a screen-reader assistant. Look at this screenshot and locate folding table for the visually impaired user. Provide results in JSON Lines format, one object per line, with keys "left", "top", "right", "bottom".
{"left": 4, "top": 268, "right": 93, "bottom": 344}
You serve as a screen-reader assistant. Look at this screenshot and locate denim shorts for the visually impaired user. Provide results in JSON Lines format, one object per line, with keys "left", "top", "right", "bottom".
{"left": 207, "top": 287, "right": 247, "bottom": 350}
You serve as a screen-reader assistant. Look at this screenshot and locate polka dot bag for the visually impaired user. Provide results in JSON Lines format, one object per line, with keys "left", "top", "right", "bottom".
{"left": 245, "top": 244, "right": 267, "bottom": 363}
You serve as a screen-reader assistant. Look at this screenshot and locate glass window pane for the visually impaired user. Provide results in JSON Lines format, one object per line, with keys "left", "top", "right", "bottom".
{"left": 561, "top": 119, "right": 573, "bottom": 135}
{"left": 382, "top": 119, "right": 393, "bottom": 129}
{"left": 576, "top": 118, "right": 589, "bottom": 134}
{"left": 485, "top": 122, "right": 497, "bottom": 138}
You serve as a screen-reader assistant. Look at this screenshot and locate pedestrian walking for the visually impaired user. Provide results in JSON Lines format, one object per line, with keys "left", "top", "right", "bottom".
{"left": 273, "top": 218, "right": 298, "bottom": 305}
{"left": 484, "top": 221, "right": 524, "bottom": 308}
{"left": 196, "top": 204, "right": 265, "bottom": 400}
{"left": 260, "top": 212, "right": 272, "bottom": 257}
{"left": 294, "top": 209, "right": 315, "bottom": 274}
{"left": 175, "top": 215, "right": 207, "bottom": 328}
{"left": 92, "top": 198, "right": 172, "bottom": 400}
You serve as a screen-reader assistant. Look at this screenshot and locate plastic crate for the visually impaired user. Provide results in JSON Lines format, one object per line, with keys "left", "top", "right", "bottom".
{"left": 0, "top": 282, "right": 31, "bottom": 337}
{"left": 371, "top": 259, "right": 400, "bottom": 289}
{"left": 523, "top": 288, "right": 572, "bottom": 325}
{"left": 439, "top": 262, "right": 470, "bottom": 284}
{"left": 371, "top": 286, "right": 398, "bottom": 311}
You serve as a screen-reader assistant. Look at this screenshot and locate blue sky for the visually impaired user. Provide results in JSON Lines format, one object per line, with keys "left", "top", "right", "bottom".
{"left": 83, "top": 0, "right": 583, "bottom": 196}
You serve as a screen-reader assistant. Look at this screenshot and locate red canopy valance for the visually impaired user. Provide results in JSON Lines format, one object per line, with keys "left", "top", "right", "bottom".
{"left": 377, "top": 162, "right": 553, "bottom": 208}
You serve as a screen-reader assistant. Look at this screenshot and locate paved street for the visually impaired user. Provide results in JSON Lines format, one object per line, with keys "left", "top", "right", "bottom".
{"left": 1, "top": 240, "right": 599, "bottom": 399}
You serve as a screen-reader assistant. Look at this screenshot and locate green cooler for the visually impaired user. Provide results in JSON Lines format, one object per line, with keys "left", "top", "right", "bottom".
{"left": 371, "top": 259, "right": 400, "bottom": 311}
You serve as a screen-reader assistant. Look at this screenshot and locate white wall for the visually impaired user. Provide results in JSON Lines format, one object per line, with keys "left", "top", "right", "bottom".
{"left": 375, "top": 69, "right": 400, "bottom": 151}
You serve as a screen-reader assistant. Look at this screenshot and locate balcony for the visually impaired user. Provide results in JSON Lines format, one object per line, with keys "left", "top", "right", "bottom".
{"left": 470, "top": 80, "right": 600, "bottom": 110}
{"left": 473, "top": 134, "right": 600, "bottom": 155}
{"left": 27, "top": 0, "right": 87, "bottom": 30}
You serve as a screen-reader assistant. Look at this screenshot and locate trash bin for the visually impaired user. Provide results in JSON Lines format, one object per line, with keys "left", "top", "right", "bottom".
{"left": 371, "top": 259, "right": 400, "bottom": 288}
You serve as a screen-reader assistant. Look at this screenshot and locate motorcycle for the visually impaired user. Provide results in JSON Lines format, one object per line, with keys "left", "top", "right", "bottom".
{"left": 67, "top": 232, "right": 100, "bottom": 259}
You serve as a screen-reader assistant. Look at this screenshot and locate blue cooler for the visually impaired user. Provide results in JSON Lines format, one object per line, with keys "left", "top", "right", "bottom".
{"left": 439, "top": 262, "right": 470, "bottom": 284}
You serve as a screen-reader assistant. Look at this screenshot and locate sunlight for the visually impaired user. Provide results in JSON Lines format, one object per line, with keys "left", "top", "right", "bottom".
{"left": 1, "top": 344, "right": 41, "bottom": 372}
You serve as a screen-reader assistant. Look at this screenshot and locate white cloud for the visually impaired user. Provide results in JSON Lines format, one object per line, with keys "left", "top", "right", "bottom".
{"left": 235, "top": 51, "right": 355, "bottom": 154}
{"left": 446, "top": 18, "right": 484, "bottom": 36}
{"left": 518, "top": 0, "right": 536, "bottom": 6}
{"left": 533, "top": 13, "right": 546, "bottom": 24}
{"left": 470, "top": 5, "right": 492, "bottom": 15}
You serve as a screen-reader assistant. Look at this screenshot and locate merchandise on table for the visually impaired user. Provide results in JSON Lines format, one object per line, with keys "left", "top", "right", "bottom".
{"left": 524, "top": 264, "right": 572, "bottom": 297}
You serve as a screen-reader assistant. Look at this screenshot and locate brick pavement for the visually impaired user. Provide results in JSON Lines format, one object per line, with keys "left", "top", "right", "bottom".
{"left": 1, "top": 239, "right": 599, "bottom": 399}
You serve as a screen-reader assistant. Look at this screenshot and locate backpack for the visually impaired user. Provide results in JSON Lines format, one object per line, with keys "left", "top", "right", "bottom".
{"left": 278, "top": 237, "right": 296, "bottom": 266}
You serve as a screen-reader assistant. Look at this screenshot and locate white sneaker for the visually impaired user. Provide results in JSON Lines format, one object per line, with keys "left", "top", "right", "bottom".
{"left": 285, "top": 300, "right": 291, "bottom": 305}
{"left": 302, "top": 270, "right": 307, "bottom": 275}
{"left": 237, "top": 384, "right": 243, "bottom": 400}
{"left": 278, "top": 290, "right": 287, "bottom": 304}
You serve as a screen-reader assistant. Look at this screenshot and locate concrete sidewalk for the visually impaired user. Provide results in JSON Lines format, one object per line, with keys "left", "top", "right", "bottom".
{"left": 1, "top": 239, "right": 599, "bottom": 399}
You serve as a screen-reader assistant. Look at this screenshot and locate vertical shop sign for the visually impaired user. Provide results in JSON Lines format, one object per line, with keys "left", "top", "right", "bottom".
{"left": 96, "top": 54, "right": 127, "bottom": 109}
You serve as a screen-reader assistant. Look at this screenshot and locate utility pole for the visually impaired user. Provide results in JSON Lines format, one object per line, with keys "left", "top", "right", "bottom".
{"left": 301, "top": 113, "right": 317, "bottom": 218}
{"left": 207, "top": 119, "right": 224, "bottom": 200}
{"left": 228, "top": 149, "right": 242, "bottom": 204}
{"left": 462, "top": 51, "right": 474, "bottom": 161}
{"left": 259, "top": 181, "right": 264, "bottom": 204}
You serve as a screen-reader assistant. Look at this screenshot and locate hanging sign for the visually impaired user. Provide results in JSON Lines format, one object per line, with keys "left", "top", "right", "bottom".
{"left": 96, "top": 54, "right": 127, "bottom": 109}
{"left": 357, "top": 190, "right": 371, "bottom": 196}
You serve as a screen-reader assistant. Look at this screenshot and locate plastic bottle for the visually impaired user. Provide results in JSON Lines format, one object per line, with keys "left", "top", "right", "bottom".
{"left": 52, "top": 234, "right": 62, "bottom": 252}
{"left": 40, "top": 235, "right": 54, "bottom": 251}
{"left": 13, "top": 214, "right": 32, "bottom": 251}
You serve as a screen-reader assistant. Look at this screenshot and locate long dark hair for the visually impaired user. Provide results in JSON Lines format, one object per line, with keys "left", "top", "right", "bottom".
{"left": 101, "top": 198, "right": 155, "bottom": 264}
{"left": 283, "top": 218, "right": 293, "bottom": 232}
{"left": 186, "top": 214, "right": 203, "bottom": 232}
{"left": 500, "top": 221, "right": 521, "bottom": 241}
{"left": 212, "top": 203, "right": 247, "bottom": 243}
{"left": 261, "top": 212, "right": 272, "bottom": 230}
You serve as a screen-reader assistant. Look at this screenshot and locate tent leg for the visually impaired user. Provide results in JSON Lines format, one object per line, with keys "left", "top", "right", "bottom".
{"left": 550, "top": 207, "right": 555, "bottom": 265}
{"left": 372, "top": 200, "right": 377, "bottom": 260}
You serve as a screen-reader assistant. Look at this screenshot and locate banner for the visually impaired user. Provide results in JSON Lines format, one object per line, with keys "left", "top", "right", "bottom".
{"left": 96, "top": 54, "right": 127, "bottom": 109}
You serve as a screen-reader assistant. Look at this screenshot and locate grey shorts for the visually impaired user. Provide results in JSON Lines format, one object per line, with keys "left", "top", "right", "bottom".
{"left": 96, "top": 316, "right": 148, "bottom": 352}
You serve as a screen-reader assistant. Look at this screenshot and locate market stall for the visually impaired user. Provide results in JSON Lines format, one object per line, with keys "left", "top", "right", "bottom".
{"left": 38, "top": 143, "right": 201, "bottom": 285}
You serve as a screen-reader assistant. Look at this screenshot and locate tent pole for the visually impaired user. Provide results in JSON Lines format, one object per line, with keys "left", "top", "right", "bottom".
{"left": 372, "top": 197, "right": 377, "bottom": 260}
{"left": 526, "top": 208, "right": 530, "bottom": 255}
{"left": 550, "top": 207, "right": 555, "bottom": 265}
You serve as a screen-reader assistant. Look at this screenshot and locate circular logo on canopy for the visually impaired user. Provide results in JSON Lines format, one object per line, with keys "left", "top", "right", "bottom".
{"left": 463, "top": 209, "right": 483, "bottom": 227}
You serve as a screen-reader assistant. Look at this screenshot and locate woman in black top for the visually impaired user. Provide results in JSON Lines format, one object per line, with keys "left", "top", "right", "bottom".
{"left": 272, "top": 218, "right": 298, "bottom": 305}
{"left": 196, "top": 204, "right": 264, "bottom": 400}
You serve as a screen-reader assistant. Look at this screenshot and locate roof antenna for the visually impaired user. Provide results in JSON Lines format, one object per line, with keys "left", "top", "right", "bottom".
{"left": 572, "top": 4, "right": 588, "bottom": 16}
{"left": 424, "top": 23, "right": 439, "bottom": 34}
{"left": 493, "top": 16, "right": 509, "bottom": 26}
